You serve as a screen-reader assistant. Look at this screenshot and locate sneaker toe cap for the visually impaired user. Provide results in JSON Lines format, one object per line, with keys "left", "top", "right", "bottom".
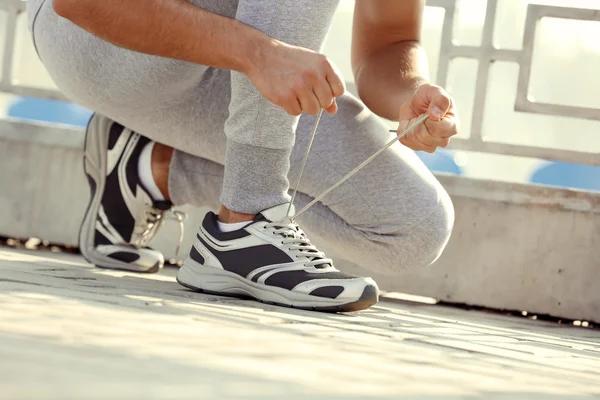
{"left": 96, "top": 244, "right": 164, "bottom": 272}
{"left": 297, "top": 276, "right": 379, "bottom": 301}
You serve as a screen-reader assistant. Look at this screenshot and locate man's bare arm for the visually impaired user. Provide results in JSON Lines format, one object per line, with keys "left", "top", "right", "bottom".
{"left": 52, "top": 0, "right": 345, "bottom": 115}
{"left": 352, "top": 0, "right": 429, "bottom": 121}
{"left": 52, "top": 0, "right": 270, "bottom": 74}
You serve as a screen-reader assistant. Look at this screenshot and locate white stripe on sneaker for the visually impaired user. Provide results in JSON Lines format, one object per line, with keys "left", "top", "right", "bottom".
{"left": 106, "top": 129, "right": 132, "bottom": 175}
{"left": 95, "top": 220, "right": 119, "bottom": 244}
{"left": 97, "top": 206, "right": 125, "bottom": 243}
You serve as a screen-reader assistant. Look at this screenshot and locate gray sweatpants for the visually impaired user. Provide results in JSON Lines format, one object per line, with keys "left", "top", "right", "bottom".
{"left": 27, "top": 0, "right": 454, "bottom": 275}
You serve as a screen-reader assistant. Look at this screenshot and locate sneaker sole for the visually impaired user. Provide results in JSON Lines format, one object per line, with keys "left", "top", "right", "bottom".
{"left": 78, "top": 115, "right": 160, "bottom": 273}
{"left": 177, "top": 262, "right": 379, "bottom": 313}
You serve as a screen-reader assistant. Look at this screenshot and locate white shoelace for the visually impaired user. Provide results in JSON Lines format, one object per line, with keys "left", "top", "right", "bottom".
{"left": 281, "top": 111, "right": 429, "bottom": 223}
{"left": 264, "top": 220, "right": 333, "bottom": 268}
{"left": 138, "top": 206, "right": 187, "bottom": 256}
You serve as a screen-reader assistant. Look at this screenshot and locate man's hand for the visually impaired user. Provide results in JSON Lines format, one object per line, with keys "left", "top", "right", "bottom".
{"left": 247, "top": 42, "right": 346, "bottom": 116}
{"left": 396, "top": 84, "right": 459, "bottom": 153}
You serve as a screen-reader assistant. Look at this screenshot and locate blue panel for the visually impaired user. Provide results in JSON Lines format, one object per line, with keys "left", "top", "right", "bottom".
{"left": 416, "top": 149, "right": 462, "bottom": 175}
{"left": 530, "top": 161, "right": 600, "bottom": 191}
{"left": 8, "top": 97, "right": 93, "bottom": 127}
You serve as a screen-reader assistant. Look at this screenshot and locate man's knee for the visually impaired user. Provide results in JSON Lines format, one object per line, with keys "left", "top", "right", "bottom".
{"left": 409, "top": 190, "right": 455, "bottom": 268}
{"left": 377, "top": 188, "right": 454, "bottom": 275}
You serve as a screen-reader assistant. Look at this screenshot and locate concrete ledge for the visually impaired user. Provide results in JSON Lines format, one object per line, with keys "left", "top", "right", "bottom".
{"left": 342, "top": 175, "right": 600, "bottom": 322}
{"left": 2, "top": 121, "right": 599, "bottom": 322}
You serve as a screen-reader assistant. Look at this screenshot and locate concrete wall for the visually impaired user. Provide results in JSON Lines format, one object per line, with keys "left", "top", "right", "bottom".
{"left": 2, "top": 120, "right": 598, "bottom": 322}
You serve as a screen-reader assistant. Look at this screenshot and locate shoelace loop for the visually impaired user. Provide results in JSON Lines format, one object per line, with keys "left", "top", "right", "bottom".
{"left": 264, "top": 221, "right": 333, "bottom": 268}
{"left": 139, "top": 207, "right": 187, "bottom": 256}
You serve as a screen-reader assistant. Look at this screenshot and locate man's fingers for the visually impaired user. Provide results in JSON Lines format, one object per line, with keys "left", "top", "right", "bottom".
{"left": 325, "top": 64, "right": 346, "bottom": 98}
{"left": 427, "top": 88, "right": 453, "bottom": 121}
{"left": 283, "top": 96, "right": 302, "bottom": 116}
{"left": 415, "top": 124, "right": 453, "bottom": 147}
{"left": 398, "top": 119, "right": 434, "bottom": 153}
{"left": 324, "top": 100, "right": 338, "bottom": 114}
{"left": 313, "top": 82, "right": 335, "bottom": 111}
{"left": 424, "top": 118, "right": 459, "bottom": 139}
{"left": 278, "top": 90, "right": 302, "bottom": 116}
{"left": 415, "top": 121, "right": 452, "bottom": 148}
{"left": 295, "top": 84, "right": 320, "bottom": 115}
{"left": 398, "top": 117, "right": 451, "bottom": 152}
{"left": 400, "top": 133, "right": 436, "bottom": 153}
{"left": 411, "top": 124, "right": 438, "bottom": 152}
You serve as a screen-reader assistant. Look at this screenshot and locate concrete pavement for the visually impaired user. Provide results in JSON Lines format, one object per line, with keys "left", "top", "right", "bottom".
{"left": 1, "top": 248, "right": 599, "bottom": 399}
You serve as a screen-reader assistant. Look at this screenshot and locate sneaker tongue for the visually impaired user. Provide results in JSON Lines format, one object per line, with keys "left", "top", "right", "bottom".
{"left": 259, "top": 203, "right": 295, "bottom": 222}
{"left": 260, "top": 203, "right": 329, "bottom": 269}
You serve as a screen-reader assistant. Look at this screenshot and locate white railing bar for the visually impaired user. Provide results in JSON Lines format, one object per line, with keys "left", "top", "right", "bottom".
{"left": 434, "top": 0, "right": 456, "bottom": 88}
{"left": 469, "top": 0, "right": 498, "bottom": 142}
{"left": 449, "top": 46, "right": 521, "bottom": 62}
{"left": 0, "top": 7, "right": 17, "bottom": 90}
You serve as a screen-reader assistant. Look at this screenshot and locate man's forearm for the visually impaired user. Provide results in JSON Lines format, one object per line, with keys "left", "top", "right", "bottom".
{"left": 354, "top": 41, "right": 429, "bottom": 121}
{"left": 52, "top": 0, "right": 273, "bottom": 73}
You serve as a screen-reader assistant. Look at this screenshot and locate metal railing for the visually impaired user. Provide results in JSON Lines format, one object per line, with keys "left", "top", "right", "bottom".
{"left": 430, "top": 0, "right": 600, "bottom": 165}
{"left": 1, "top": 0, "right": 600, "bottom": 165}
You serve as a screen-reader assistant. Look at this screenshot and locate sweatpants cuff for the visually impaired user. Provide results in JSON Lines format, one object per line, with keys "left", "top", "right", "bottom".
{"left": 220, "top": 141, "right": 291, "bottom": 214}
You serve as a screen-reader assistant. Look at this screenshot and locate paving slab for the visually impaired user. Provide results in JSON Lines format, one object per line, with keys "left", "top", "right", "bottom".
{"left": 1, "top": 248, "right": 599, "bottom": 400}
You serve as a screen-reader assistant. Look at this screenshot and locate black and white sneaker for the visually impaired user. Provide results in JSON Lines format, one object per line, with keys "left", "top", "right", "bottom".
{"left": 177, "top": 203, "right": 379, "bottom": 312}
{"left": 79, "top": 114, "right": 183, "bottom": 273}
